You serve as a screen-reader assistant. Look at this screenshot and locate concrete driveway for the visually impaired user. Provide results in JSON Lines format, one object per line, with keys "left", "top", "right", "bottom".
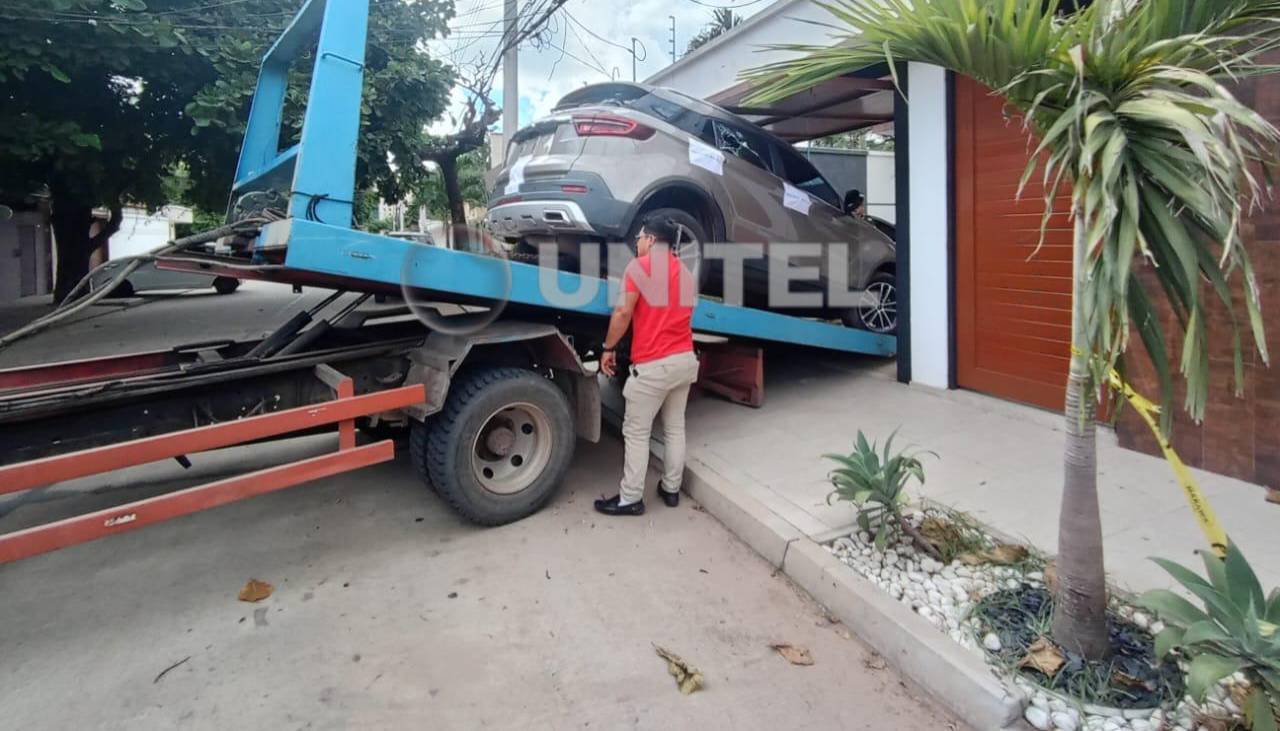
{"left": 0, "top": 287, "right": 962, "bottom": 730}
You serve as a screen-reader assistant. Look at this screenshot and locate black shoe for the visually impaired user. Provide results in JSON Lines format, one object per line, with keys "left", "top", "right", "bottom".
{"left": 656, "top": 485, "right": 680, "bottom": 508}
{"left": 594, "top": 494, "right": 645, "bottom": 516}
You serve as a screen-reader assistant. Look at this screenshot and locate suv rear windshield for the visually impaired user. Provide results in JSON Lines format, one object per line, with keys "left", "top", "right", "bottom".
{"left": 555, "top": 85, "right": 714, "bottom": 144}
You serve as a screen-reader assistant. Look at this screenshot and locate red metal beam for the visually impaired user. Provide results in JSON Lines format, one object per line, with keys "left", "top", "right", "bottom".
{"left": 0, "top": 441, "right": 394, "bottom": 564}
{"left": 0, "top": 383, "right": 425, "bottom": 494}
{"left": 0, "top": 350, "right": 177, "bottom": 392}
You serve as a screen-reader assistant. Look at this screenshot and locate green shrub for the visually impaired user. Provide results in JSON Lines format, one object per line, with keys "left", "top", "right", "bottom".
{"left": 1139, "top": 543, "right": 1280, "bottom": 731}
{"left": 824, "top": 429, "right": 933, "bottom": 552}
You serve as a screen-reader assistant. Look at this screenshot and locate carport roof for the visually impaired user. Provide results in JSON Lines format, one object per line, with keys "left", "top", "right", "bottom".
{"left": 709, "top": 74, "right": 895, "bottom": 142}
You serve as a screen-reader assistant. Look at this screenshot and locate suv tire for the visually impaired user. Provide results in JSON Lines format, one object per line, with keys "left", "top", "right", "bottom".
{"left": 843, "top": 270, "right": 897, "bottom": 334}
{"left": 626, "top": 207, "right": 708, "bottom": 293}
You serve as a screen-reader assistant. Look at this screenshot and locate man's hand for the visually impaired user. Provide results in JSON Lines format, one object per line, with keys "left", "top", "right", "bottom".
{"left": 601, "top": 350, "right": 617, "bottom": 377}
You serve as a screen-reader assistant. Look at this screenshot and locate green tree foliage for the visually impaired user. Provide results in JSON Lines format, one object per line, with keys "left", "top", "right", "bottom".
{"left": 0, "top": 0, "right": 454, "bottom": 301}
{"left": 816, "top": 129, "right": 895, "bottom": 151}
{"left": 686, "top": 8, "right": 740, "bottom": 54}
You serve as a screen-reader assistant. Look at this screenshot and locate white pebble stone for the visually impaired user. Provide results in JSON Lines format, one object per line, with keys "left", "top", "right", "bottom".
{"left": 1005, "top": 578, "right": 1021, "bottom": 590}
{"left": 1131, "top": 612, "right": 1150, "bottom": 629}
{"left": 1025, "top": 706, "right": 1052, "bottom": 730}
{"left": 1052, "top": 711, "right": 1079, "bottom": 731}
{"left": 1129, "top": 720, "right": 1151, "bottom": 731}
{"left": 1049, "top": 698, "right": 1067, "bottom": 713}
{"left": 982, "top": 633, "right": 1001, "bottom": 651}
{"left": 1031, "top": 693, "right": 1050, "bottom": 710}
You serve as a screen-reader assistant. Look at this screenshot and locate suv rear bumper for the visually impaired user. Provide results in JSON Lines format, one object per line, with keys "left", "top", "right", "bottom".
{"left": 486, "top": 200, "right": 597, "bottom": 237}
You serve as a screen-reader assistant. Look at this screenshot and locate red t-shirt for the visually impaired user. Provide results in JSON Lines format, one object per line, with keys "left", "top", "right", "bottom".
{"left": 622, "top": 250, "right": 695, "bottom": 364}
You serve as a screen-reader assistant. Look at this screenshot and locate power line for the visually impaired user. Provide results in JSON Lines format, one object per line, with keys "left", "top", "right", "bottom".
{"left": 562, "top": 8, "right": 630, "bottom": 53}
{"left": 684, "top": 0, "right": 772, "bottom": 8}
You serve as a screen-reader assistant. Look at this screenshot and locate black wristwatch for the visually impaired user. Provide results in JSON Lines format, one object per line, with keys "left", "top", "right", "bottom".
{"left": 602, "top": 345, "right": 616, "bottom": 353}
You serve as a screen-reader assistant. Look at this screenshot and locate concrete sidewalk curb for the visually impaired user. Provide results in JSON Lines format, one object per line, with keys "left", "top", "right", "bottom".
{"left": 682, "top": 455, "right": 802, "bottom": 568}
{"left": 781, "top": 538, "right": 1026, "bottom": 729}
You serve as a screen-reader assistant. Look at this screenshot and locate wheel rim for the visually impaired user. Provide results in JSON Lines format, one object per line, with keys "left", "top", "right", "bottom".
{"left": 673, "top": 224, "right": 701, "bottom": 279}
{"left": 859, "top": 280, "right": 897, "bottom": 333}
{"left": 470, "top": 402, "right": 554, "bottom": 495}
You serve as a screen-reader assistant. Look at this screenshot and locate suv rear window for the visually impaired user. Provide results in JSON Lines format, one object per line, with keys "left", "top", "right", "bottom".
{"left": 554, "top": 84, "right": 648, "bottom": 110}
{"left": 555, "top": 85, "right": 714, "bottom": 145}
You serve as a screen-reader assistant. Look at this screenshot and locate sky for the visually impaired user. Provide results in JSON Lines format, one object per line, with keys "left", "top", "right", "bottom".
{"left": 424, "top": 0, "right": 774, "bottom": 135}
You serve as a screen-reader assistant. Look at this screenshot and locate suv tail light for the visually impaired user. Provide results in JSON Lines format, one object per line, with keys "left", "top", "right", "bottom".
{"left": 572, "top": 114, "right": 654, "bottom": 140}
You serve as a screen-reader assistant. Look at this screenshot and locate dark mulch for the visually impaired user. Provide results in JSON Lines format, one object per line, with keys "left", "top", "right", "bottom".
{"left": 973, "top": 585, "right": 1184, "bottom": 709}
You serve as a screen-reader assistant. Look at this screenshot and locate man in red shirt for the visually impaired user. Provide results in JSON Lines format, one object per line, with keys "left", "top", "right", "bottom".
{"left": 596, "top": 214, "right": 699, "bottom": 516}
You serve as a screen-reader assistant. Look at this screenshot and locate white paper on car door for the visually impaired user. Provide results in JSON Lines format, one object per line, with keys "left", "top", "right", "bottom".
{"left": 504, "top": 155, "right": 531, "bottom": 195}
{"left": 782, "top": 182, "right": 811, "bottom": 215}
{"left": 687, "top": 139, "right": 725, "bottom": 176}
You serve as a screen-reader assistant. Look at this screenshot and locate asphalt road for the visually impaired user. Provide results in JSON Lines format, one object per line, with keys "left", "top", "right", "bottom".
{"left": 0, "top": 282, "right": 961, "bottom": 730}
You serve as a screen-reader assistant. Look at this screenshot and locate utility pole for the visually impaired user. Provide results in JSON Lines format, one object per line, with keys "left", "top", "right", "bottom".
{"left": 502, "top": 0, "right": 519, "bottom": 144}
{"left": 669, "top": 16, "right": 676, "bottom": 63}
{"left": 630, "top": 37, "right": 646, "bottom": 81}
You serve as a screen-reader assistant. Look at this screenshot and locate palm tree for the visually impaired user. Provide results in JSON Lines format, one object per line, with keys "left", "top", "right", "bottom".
{"left": 687, "top": 8, "right": 743, "bottom": 53}
{"left": 745, "top": 0, "right": 1280, "bottom": 659}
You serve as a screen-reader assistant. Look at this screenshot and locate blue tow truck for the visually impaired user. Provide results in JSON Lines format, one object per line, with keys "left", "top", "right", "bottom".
{"left": 0, "top": 0, "right": 893, "bottom": 561}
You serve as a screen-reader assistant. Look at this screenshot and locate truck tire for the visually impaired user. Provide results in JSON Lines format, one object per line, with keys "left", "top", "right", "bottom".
{"left": 213, "top": 276, "right": 240, "bottom": 295}
{"left": 626, "top": 207, "right": 708, "bottom": 293}
{"left": 413, "top": 367, "right": 575, "bottom": 525}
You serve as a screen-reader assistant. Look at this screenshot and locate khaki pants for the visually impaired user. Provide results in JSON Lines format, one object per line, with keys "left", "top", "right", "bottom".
{"left": 620, "top": 350, "right": 700, "bottom": 504}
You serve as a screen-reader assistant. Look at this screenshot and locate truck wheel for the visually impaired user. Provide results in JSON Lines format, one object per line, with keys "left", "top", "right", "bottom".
{"left": 213, "top": 276, "right": 240, "bottom": 295}
{"left": 415, "top": 367, "right": 575, "bottom": 525}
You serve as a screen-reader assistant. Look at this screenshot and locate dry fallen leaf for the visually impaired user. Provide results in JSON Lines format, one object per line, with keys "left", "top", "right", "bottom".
{"left": 956, "top": 543, "right": 1029, "bottom": 567}
{"left": 1267, "top": 489, "right": 1280, "bottom": 505}
{"left": 1113, "top": 671, "right": 1153, "bottom": 691}
{"left": 1019, "top": 637, "right": 1065, "bottom": 676}
{"left": 770, "top": 643, "right": 814, "bottom": 666}
{"left": 654, "top": 645, "right": 704, "bottom": 694}
{"left": 1042, "top": 561, "right": 1059, "bottom": 594}
{"left": 986, "top": 544, "right": 1029, "bottom": 565}
{"left": 863, "top": 652, "right": 887, "bottom": 671}
{"left": 238, "top": 578, "right": 273, "bottom": 603}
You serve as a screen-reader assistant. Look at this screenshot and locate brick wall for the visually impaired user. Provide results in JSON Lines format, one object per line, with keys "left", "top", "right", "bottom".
{"left": 1115, "top": 71, "right": 1280, "bottom": 490}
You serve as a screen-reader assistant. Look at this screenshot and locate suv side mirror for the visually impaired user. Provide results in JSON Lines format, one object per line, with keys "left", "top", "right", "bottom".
{"left": 843, "top": 189, "right": 865, "bottom": 216}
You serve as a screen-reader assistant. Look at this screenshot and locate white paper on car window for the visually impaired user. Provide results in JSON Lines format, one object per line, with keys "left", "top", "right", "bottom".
{"left": 505, "top": 155, "right": 531, "bottom": 195}
{"left": 688, "top": 138, "right": 725, "bottom": 176}
{"left": 783, "top": 182, "right": 811, "bottom": 215}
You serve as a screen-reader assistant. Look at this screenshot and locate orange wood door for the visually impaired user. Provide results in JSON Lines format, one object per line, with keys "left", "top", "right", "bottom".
{"left": 954, "top": 75, "right": 1073, "bottom": 411}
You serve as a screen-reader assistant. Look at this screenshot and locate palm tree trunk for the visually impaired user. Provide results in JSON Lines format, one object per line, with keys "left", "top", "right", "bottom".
{"left": 1051, "top": 191, "right": 1111, "bottom": 660}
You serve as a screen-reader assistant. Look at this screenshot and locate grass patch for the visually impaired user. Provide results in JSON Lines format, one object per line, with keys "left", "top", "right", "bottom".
{"left": 973, "top": 585, "right": 1184, "bottom": 710}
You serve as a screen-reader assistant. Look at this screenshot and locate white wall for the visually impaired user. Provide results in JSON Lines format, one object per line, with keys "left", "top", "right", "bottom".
{"left": 644, "top": 0, "right": 835, "bottom": 100}
{"left": 906, "top": 63, "right": 951, "bottom": 389}
{"left": 865, "top": 151, "right": 896, "bottom": 224}
{"left": 108, "top": 206, "right": 192, "bottom": 259}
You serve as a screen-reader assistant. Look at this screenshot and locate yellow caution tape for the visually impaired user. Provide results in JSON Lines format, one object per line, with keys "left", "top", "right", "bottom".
{"left": 1072, "top": 347, "right": 1229, "bottom": 555}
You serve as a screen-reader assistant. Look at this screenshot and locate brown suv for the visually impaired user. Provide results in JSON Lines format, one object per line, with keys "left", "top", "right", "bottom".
{"left": 485, "top": 82, "right": 897, "bottom": 333}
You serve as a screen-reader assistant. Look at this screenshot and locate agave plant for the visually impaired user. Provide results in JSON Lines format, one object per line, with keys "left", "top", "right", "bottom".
{"left": 1140, "top": 544, "right": 1280, "bottom": 730}
{"left": 824, "top": 429, "right": 938, "bottom": 557}
{"left": 745, "top": 0, "right": 1280, "bottom": 659}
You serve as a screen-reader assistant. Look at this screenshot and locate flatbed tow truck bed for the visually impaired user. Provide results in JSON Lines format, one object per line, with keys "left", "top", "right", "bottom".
{"left": 0, "top": 0, "right": 893, "bottom": 564}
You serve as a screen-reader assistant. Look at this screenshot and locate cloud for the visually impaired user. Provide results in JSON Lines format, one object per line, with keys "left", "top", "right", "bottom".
{"left": 425, "top": 0, "right": 770, "bottom": 136}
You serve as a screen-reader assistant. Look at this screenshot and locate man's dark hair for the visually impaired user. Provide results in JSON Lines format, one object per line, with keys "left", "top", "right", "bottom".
{"left": 640, "top": 214, "right": 680, "bottom": 246}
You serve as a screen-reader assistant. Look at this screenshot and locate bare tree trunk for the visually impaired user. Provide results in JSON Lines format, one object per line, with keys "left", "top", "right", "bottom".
{"left": 1051, "top": 190, "right": 1111, "bottom": 660}
{"left": 50, "top": 202, "right": 95, "bottom": 304}
{"left": 438, "top": 155, "right": 466, "bottom": 227}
